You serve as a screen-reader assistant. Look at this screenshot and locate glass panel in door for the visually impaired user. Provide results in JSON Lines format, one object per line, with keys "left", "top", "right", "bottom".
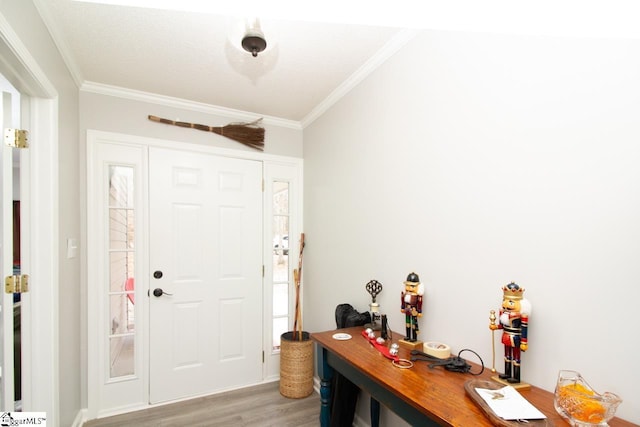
{"left": 107, "top": 166, "right": 135, "bottom": 379}
{"left": 272, "top": 181, "right": 289, "bottom": 350}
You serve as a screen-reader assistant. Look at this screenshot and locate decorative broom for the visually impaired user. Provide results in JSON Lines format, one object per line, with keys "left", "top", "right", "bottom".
{"left": 292, "top": 233, "right": 306, "bottom": 341}
{"left": 148, "top": 115, "right": 265, "bottom": 151}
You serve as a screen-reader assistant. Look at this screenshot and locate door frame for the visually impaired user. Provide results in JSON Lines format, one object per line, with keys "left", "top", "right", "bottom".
{"left": 0, "top": 10, "right": 59, "bottom": 423}
{"left": 86, "top": 130, "right": 303, "bottom": 419}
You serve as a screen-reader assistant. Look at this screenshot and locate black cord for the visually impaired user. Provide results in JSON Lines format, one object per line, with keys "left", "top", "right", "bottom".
{"left": 385, "top": 317, "right": 484, "bottom": 375}
{"left": 455, "top": 348, "right": 484, "bottom": 376}
{"left": 412, "top": 348, "right": 485, "bottom": 376}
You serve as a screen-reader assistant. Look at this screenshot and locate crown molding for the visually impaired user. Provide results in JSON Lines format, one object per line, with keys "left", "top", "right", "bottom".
{"left": 35, "top": 0, "right": 417, "bottom": 131}
{"left": 80, "top": 81, "right": 302, "bottom": 130}
{"left": 300, "top": 28, "right": 420, "bottom": 129}
{"left": 33, "top": 0, "right": 84, "bottom": 89}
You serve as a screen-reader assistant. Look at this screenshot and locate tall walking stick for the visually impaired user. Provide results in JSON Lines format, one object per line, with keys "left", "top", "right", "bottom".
{"left": 292, "top": 233, "right": 306, "bottom": 341}
{"left": 489, "top": 310, "right": 497, "bottom": 373}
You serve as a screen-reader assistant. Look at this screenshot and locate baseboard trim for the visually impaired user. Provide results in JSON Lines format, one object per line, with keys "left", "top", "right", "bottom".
{"left": 70, "top": 409, "right": 87, "bottom": 427}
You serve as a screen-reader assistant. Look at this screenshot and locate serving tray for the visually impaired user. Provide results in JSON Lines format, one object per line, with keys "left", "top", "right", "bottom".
{"left": 464, "top": 379, "right": 552, "bottom": 426}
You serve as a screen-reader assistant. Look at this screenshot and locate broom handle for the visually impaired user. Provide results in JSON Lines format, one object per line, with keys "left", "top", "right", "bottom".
{"left": 293, "top": 269, "right": 300, "bottom": 339}
{"left": 293, "top": 233, "right": 306, "bottom": 340}
{"left": 149, "top": 115, "right": 263, "bottom": 132}
{"left": 149, "top": 114, "right": 216, "bottom": 132}
{"left": 297, "top": 233, "right": 305, "bottom": 275}
{"left": 294, "top": 291, "right": 302, "bottom": 341}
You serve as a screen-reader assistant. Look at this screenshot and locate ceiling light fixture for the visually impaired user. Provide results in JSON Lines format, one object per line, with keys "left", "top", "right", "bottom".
{"left": 241, "top": 18, "right": 267, "bottom": 57}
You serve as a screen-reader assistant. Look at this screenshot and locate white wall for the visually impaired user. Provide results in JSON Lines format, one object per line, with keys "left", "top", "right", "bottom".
{"left": 79, "top": 91, "right": 303, "bottom": 158}
{"left": 304, "top": 30, "right": 640, "bottom": 424}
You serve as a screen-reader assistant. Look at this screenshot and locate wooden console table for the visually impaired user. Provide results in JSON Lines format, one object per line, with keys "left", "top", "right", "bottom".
{"left": 312, "top": 327, "right": 635, "bottom": 427}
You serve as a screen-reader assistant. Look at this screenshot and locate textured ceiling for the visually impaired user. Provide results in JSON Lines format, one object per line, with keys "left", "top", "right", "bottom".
{"left": 36, "top": 0, "right": 406, "bottom": 125}
{"left": 34, "top": 1, "right": 640, "bottom": 127}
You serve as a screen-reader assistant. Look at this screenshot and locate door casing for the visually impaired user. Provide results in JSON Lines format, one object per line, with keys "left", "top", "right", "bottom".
{"left": 0, "top": 12, "right": 59, "bottom": 422}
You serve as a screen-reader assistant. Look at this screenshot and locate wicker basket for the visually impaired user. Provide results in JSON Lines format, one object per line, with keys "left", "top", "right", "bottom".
{"left": 279, "top": 331, "right": 314, "bottom": 398}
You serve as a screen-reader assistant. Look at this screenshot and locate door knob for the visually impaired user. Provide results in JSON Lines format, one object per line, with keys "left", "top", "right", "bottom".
{"left": 153, "top": 270, "right": 163, "bottom": 279}
{"left": 152, "top": 288, "right": 172, "bottom": 297}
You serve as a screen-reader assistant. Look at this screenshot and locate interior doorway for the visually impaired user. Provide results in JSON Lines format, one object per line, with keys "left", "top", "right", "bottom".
{"left": 0, "top": 76, "right": 22, "bottom": 411}
{"left": 0, "top": 14, "right": 60, "bottom": 420}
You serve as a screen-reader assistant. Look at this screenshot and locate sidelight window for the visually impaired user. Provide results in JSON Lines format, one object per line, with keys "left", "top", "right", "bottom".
{"left": 272, "top": 181, "right": 290, "bottom": 350}
{"left": 107, "top": 166, "right": 135, "bottom": 378}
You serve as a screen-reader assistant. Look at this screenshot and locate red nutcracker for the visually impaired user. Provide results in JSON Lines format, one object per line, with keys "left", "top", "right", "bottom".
{"left": 489, "top": 282, "right": 531, "bottom": 384}
{"left": 401, "top": 272, "right": 424, "bottom": 342}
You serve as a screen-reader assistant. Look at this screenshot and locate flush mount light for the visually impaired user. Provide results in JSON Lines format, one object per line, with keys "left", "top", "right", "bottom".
{"left": 241, "top": 18, "right": 267, "bottom": 57}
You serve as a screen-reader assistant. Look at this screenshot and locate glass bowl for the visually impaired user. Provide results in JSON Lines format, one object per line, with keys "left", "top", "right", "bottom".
{"left": 554, "top": 370, "right": 622, "bottom": 426}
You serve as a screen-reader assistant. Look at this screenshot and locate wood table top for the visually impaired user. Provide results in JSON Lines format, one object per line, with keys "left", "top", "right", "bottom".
{"left": 312, "top": 327, "right": 635, "bottom": 427}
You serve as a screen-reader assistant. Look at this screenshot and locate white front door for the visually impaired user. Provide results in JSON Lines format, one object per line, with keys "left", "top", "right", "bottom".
{"left": 148, "top": 147, "right": 263, "bottom": 404}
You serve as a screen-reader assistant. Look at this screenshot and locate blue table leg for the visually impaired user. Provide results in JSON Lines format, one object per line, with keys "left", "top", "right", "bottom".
{"left": 371, "top": 397, "right": 380, "bottom": 427}
{"left": 316, "top": 344, "right": 334, "bottom": 427}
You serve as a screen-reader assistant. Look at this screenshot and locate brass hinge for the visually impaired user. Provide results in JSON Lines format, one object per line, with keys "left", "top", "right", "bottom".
{"left": 262, "top": 351, "right": 265, "bottom": 363}
{"left": 5, "top": 274, "right": 29, "bottom": 294}
{"left": 4, "top": 128, "right": 29, "bottom": 148}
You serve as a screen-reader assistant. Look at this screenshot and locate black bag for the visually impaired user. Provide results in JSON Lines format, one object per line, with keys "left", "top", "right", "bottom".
{"left": 330, "top": 304, "right": 371, "bottom": 427}
{"left": 335, "top": 303, "right": 371, "bottom": 329}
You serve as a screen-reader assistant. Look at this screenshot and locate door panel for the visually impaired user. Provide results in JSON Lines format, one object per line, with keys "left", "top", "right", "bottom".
{"left": 149, "top": 147, "right": 263, "bottom": 404}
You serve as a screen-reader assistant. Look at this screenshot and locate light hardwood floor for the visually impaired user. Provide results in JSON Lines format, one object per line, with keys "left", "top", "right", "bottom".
{"left": 83, "top": 382, "right": 320, "bottom": 427}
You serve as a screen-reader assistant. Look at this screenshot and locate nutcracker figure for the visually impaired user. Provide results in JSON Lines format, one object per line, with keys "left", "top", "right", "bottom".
{"left": 401, "top": 272, "right": 424, "bottom": 342}
{"left": 489, "top": 282, "right": 531, "bottom": 384}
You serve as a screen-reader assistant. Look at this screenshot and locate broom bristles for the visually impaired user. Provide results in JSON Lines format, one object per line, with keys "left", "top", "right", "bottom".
{"left": 212, "top": 124, "right": 265, "bottom": 145}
